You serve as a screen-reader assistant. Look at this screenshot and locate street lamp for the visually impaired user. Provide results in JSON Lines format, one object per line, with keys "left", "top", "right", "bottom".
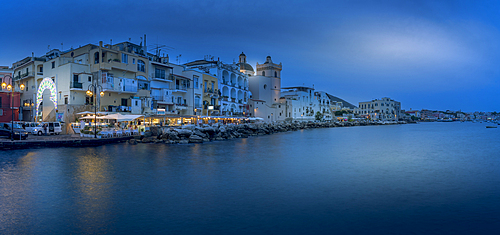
{"left": 1, "top": 75, "right": 25, "bottom": 141}
{"left": 86, "top": 81, "right": 104, "bottom": 138}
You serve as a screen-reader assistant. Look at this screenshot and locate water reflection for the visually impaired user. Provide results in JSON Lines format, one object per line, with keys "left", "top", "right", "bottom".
{"left": 0, "top": 151, "right": 37, "bottom": 233}
{"left": 73, "top": 148, "right": 114, "bottom": 234}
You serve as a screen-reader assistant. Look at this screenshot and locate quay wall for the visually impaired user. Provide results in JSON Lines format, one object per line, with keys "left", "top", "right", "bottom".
{"left": 0, "top": 136, "right": 133, "bottom": 150}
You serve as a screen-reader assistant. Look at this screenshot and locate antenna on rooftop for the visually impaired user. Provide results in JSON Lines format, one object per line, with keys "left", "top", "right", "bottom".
{"left": 149, "top": 44, "right": 174, "bottom": 57}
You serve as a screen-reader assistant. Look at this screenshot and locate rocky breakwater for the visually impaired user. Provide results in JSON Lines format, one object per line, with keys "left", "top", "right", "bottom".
{"left": 135, "top": 120, "right": 407, "bottom": 145}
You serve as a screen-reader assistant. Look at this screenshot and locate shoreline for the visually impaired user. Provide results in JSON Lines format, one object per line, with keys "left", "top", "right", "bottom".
{"left": 1, "top": 120, "right": 409, "bottom": 150}
{"left": 133, "top": 120, "right": 409, "bottom": 144}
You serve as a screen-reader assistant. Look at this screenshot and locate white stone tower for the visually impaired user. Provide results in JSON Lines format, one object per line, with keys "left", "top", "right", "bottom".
{"left": 256, "top": 56, "right": 282, "bottom": 103}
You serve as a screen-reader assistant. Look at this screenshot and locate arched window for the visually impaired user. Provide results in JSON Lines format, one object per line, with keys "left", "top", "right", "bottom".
{"left": 275, "top": 71, "right": 277, "bottom": 77}
{"left": 137, "top": 60, "right": 145, "bottom": 72}
{"left": 262, "top": 71, "right": 265, "bottom": 76}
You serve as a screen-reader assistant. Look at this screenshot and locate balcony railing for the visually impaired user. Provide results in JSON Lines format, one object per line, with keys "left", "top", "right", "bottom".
{"left": 152, "top": 95, "right": 163, "bottom": 101}
{"left": 150, "top": 73, "right": 172, "bottom": 81}
{"left": 101, "top": 82, "right": 115, "bottom": 91}
{"left": 174, "top": 85, "right": 187, "bottom": 91}
{"left": 13, "top": 72, "right": 35, "bottom": 80}
{"left": 71, "top": 82, "right": 83, "bottom": 89}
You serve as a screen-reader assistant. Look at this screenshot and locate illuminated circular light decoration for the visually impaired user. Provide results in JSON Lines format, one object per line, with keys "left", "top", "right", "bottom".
{"left": 36, "top": 77, "right": 58, "bottom": 117}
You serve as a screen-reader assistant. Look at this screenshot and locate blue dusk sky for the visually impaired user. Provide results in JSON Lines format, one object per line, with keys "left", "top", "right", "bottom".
{"left": 1, "top": 0, "right": 499, "bottom": 112}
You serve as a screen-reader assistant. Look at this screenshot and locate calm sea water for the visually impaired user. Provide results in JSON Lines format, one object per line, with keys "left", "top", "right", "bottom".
{"left": 1, "top": 122, "right": 499, "bottom": 234}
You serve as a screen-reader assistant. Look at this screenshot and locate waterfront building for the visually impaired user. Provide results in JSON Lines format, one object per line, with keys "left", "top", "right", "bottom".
{"left": 185, "top": 56, "right": 249, "bottom": 116}
{"left": 357, "top": 97, "right": 401, "bottom": 121}
{"left": 10, "top": 38, "right": 160, "bottom": 132}
{"left": 247, "top": 55, "right": 284, "bottom": 122}
{"left": 243, "top": 53, "right": 355, "bottom": 123}
{"left": 315, "top": 91, "right": 333, "bottom": 121}
{"left": 181, "top": 67, "right": 203, "bottom": 116}
{"left": 0, "top": 66, "right": 13, "bottom": 87}
{"left": 420, "top": 109, "right": 436, "bottom": 121}
{"left": 201, "top": 73, "right": 219, "bottom": 116}
{"left": 0, "top": 66, "right": 16, "bottom": 122}
{"left": 9, "top": 36, "right": 221, "bottom": 130}
{"left": 0, "top": 66, "right": 21, "bottom": 122}
{"left": 280, "top": 86, "right": 317, "bottom": 122}
{"left": 405, "top": 109, "right": 421, "bottom": 118}
{"left": 10, "top": 55, "right": 45, "bottom": 122}
{"left": 147, "top": 54, "right": 206, "bottom": 117}
{"left": 326, "top": 94, "right": 357, "bottom": 113}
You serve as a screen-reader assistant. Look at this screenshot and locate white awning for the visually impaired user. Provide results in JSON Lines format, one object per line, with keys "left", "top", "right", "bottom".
{"left": 100, "top": 113, "right": 144, "bottom": 121}
{"left": 76, "top": 111, "right": 94, "bottom": 115}
{"left": 80, "top": 115, "right": 106, "bottom": 120}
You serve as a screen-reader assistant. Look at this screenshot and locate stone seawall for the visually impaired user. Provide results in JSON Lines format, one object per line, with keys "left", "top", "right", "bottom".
{"left": 133, "top": 121, "right": 407, "bottom": 145}
{"left": 0, "top": 136, "right": 133, "bottom": 150}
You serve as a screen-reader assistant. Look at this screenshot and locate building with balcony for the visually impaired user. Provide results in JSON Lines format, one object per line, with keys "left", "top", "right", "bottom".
{"left": 278, "top": 86, "right": 317, "bottom": 122}
{"left": 1, "top": 66, "right": 13, "bottom": 87}
{"left": 356, "top": 97, "right": 401, "bottom": 121}
{"left": 11, "top": 55, "right": 46, "bottom": 121}
{"left": 11, "top": 39, "right": 154, "bottom": 129}
{"left": 148, "top": 56, "right": 202, "bottom": 116}
{"left": 314, "top": 91, "right": 333, "bottom": 121}
{"left": 185, "top": 55, "right": 249, "bottom": 117}
{"left": 201, "top": 73, "right": 219, "bottom": 116}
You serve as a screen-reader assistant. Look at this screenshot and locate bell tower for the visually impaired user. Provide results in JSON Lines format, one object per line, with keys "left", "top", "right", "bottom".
{"left": 256, "top": 56, "right": 282, "bottom": 103}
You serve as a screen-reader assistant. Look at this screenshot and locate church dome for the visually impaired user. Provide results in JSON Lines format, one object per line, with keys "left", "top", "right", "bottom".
{"left": 238, "top": 62, "right": 254, "bottom": 72}
{"left": 237, "top": 51, "right": 254, "bottom": 72}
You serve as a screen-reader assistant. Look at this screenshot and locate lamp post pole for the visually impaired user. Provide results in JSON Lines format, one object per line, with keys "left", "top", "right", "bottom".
{"left": 86, "top": 77, "right": 103, "bottom": 138}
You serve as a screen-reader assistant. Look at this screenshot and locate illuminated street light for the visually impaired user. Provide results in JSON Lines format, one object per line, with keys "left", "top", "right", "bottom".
{"left": 2, "top": 75, "right": 25, "bottom": 141}
{"left": 86, "top": 78, "right": 104, "bottom": 139}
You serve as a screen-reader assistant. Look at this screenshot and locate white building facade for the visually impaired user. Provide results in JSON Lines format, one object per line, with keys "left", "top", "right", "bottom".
{"left": 185, "top": 57, "right": 249, "bottom": 116}
{"left": 356, "top": 97, "right": 402, "bottom": 121}
{"left": 247, "top": 55, "right": 285, "bottom": 122}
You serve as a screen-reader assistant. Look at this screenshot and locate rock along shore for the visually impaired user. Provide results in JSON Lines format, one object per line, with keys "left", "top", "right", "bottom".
{"left": 133, "top": 120, "right": 408, "bottom": 145}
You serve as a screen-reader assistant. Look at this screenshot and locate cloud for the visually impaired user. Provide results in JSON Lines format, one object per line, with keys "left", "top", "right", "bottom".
{"left": 303, "top": 15, "right": 500, "bottom": 92}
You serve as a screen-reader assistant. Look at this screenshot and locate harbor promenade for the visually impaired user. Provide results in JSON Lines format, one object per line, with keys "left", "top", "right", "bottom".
{"left": 0, "top": 120, "right": 408, "bottom": 150}
{"left": 0, "top": 134, "right": 134, "bottom": 150}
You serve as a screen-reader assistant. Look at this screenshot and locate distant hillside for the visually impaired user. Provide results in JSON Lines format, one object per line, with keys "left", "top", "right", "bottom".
{"left": 326, "top": 93, "right": 357, "bottom": 109}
